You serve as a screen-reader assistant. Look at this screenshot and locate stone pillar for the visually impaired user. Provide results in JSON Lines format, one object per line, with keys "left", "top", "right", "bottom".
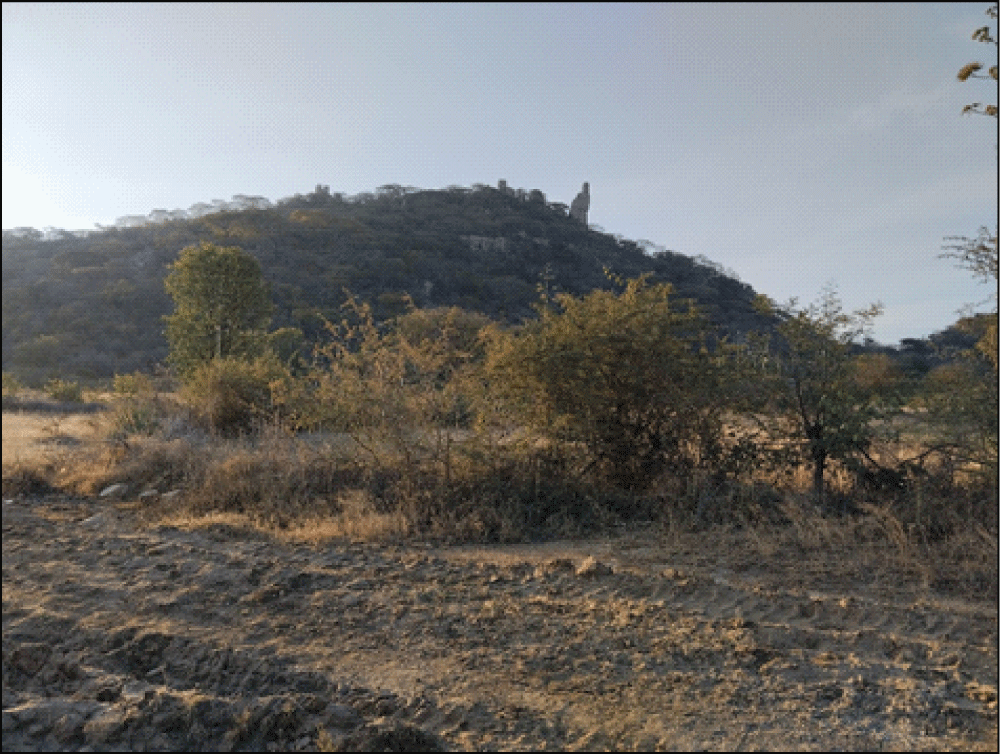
{"left": 569, "top": 182, "right": 590, "bottom": 224}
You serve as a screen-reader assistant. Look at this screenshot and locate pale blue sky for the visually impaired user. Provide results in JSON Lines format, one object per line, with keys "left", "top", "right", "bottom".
{"left": 3, "top": 3, "right": 997, "bottom": 343}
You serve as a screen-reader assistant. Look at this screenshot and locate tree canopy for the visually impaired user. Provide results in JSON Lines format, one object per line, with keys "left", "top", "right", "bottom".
{"left": 164, "top": 242, "right": 273, "bottom": 376}
{"left": 752, "top": 288, "right": 888, "bottom": 502}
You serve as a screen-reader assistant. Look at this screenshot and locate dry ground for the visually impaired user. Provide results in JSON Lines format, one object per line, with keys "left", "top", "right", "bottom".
{"left": 3, "top": 409, "right": 998, "bottom": 751}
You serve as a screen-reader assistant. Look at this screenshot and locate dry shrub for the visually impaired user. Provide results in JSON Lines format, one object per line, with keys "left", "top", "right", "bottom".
{"left": 181, "top": 357, "right": 288, "bottom": 438}
{"left": 108, "top": 391, "right": 184, "bottom": 439}
{"left": 739, "top": 495, "right": 998, "bottom": 604}
{"left": 1, "top": 459, "right": 58, "bottom": 498}
{"left": 44, "top": 378, "right": 83, "bottom": 403}
{"left": 310, "top": 488, "right": 410, "bottom": 542}
{"left": 30, "top": 426, "right": 360, "bottom": 523}
{"left": 189, "top": 448, "right": 318, "bottom": 523}
{"left": 104, "top": 438, "right": 202, "bottom": 495}
{"left": 148, "top": 436, "right": 366, "bottom": 526}
{"left": 41, "top": 435, "right": 192, "bottom": 497}
{"left": 4, "top": 377, "right": 995, "bottom": 598}
{"left": 645, "top": 473, "right": 788, "bottom": 531}
{"left": 380, "top": 448, "right": 625, "bottom": 543}
{"left": 925, "top": 523, "right": 998, "bottom": 597}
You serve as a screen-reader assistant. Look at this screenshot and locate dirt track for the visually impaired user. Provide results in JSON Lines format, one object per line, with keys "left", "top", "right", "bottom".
{"left": 3, "top": 496, "right": 998, "bottom": 751}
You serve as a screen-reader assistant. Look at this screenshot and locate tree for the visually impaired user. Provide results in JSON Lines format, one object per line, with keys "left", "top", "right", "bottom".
{"left": 941, "top": 227, "right": 998, "bottom": 370}
{"left": 752, "top": 288, "right": 887, "bottom": 503}
{"left": 904, "top": 4, "right": 1000, "bottom": 502}
{"left": 164, "top": 242, "right": 273, "bottom": 376}
{"left": 944, "top": 4, "right": 999, "bottom": 370}
{"left": 484, "top": 274, "right": 731, "bottom": 492}
{"left": 957, "top": 3, "right": 998, "bottom": 118}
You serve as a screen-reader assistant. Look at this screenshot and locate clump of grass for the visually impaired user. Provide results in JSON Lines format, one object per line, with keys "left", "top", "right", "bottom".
{"left": 391, "top": 457, "right": 623, "bottom": 543}
{"left": 1, "top": 459, "right": 59, "bottom": 498}
{"left": 183, "top": 440, "right": 361, "bottom": 525}
{"left": 302, "top": 488, "right": 410, "bottom": 543}
{"left": 733, "top": 494, "right": 997, "bottom": 604}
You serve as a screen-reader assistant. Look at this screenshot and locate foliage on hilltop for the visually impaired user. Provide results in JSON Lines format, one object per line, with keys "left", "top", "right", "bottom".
{"left": 2, "top": 183, "right": 772, "bottom": 383}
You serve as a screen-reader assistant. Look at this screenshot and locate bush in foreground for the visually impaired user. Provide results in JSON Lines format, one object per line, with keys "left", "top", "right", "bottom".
{"left": 181, "top": 356, "right": 291, "bottom": 437}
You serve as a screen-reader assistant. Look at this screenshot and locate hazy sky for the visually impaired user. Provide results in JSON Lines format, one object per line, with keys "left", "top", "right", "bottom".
{"left": 3, "top": 3, "right": 997, "bottom": 344}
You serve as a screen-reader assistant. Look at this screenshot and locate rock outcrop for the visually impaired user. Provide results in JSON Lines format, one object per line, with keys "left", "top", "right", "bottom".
{"left": 569, "top": 182, "right": 590, "bottom": 224}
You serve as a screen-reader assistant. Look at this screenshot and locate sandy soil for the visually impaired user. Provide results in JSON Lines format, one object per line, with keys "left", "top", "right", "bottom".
{"left": 3, "top": 489, "right": 997, "bottom": 752}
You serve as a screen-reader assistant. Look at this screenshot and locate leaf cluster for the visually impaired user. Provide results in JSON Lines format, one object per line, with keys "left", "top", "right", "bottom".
{"left": 958, "top": 3, "right": 999, "bottom": 117}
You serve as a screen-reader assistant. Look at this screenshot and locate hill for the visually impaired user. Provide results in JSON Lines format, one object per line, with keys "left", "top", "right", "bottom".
{"left": 4, "top": 182, "right": 774, "bottom": 382}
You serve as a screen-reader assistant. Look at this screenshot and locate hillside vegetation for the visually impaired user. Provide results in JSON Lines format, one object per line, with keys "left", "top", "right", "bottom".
{"left": 3, "top": 182, "right": 774, "bottom": 383}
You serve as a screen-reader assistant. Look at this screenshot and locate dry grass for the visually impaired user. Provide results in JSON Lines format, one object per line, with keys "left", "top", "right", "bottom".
{"left": 3, "top": 397, "right": 997, "bottom": 605}
{"left": 1, "top": 409, "right": 109, "bottom": 466}
{"left": 276, "top": 489, "right": 410, "bottom": 544}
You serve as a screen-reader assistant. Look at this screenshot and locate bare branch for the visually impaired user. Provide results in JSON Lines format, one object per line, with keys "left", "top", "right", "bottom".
{"left": 941, "top": 226, "right": 999, "bottom": 286}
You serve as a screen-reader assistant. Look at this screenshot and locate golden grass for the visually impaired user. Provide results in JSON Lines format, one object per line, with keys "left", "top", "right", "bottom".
{"left": 1, "top": 410, "right": 109, "bottom": 467}
{"left": 3, "top": 399, "right": 997, "bottom": 605}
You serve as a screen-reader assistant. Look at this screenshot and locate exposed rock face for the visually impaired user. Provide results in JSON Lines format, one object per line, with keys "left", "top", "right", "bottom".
{"left": 463, "top": 235, "right": 508, "bottom": 253}
{"left": 570, "top": 182, "right": 590, "bottom": 224}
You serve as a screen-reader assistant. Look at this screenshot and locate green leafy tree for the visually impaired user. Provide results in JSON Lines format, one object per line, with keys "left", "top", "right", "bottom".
{"left": 484, "top": 274, "right": 731, "bottom": 491}
{"left": 164, "top": 242, "right": 273, "bottom": 376}
{"left": 932, "top": 236, "right": 998, "bottom": 489}
{"left": 752, "top": 288, "right": 888, "bottom": 502}
{"left": 917, "top": 354, "right": 998, "bottom": 491}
